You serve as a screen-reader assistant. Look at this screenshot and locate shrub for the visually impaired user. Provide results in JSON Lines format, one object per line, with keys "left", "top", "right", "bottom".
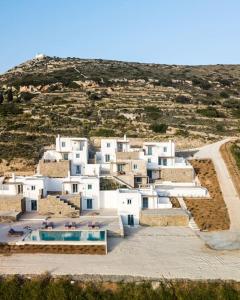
{"left": 0, "top": 103, "right": 23, "bottom": 116}
{"left": 197, "top": 107, "right": 225, "bottom": 118}
{"left": 94, "top": 128, "right": 115, "bottom": 137}
{"left": 150, "top": 123, "right": 168, "bottom": 133}
{"left": 220, "top": 91, "right": 230, "bottom": 98}
{"left": 223, "top": 99, "right": 240, "bottom": 109}
{"left": 175, "top": 95, "right": 191, "bottom": 104}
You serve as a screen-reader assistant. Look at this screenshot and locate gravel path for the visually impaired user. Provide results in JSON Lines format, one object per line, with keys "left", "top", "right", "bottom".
{"left": 194, "top": 138, "right": 240, "bottom": 249}
{"left": 195, "top": 138, "right": 240, "bottom": 231}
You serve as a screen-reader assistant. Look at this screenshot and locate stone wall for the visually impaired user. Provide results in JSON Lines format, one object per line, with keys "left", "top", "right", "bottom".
{"left": 38, "top": 160, "right": 70, "bottom": 178}
{"left": 116, "top": 151, "right": 140, "bottom": 160}
{"left": 0, "top": 196, "right": 23, "bottom": 212}
{"left": 0, "top": 243, "right": 106, "bottom": 255}
{"left": 161, "top": 168, "right": 194, "bottom": 182}
{"left": 140, "top": 210, "right": 189, "bottom": 226}
{"left": 38, "top": 195, "right": 79, "bottom": 217}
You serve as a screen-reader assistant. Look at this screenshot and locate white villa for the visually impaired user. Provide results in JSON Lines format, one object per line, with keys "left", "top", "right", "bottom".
{"left": 0, "top": 135, "right": 208, "bottom": 226}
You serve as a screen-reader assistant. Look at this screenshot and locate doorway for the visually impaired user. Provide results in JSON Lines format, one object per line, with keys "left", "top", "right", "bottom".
{"left": 127, "top": 214, "right": 134, "bottom": 226}
{"left": 31, "top": 200, "right": 37, "bottom": 211}
{"left": 86, "top": 198, "right": 93, "bottom": 209}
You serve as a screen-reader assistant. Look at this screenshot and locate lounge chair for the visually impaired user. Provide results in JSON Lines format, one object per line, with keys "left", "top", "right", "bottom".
{"left": 65, "top": 222, "right": 77, "bottom": 229}
{"left": 47, "top": 222, "right": 54, "bottom": 229}
{"left": 41, "top": 221, "right": 54, "bottom": 229}
{"left": 8, "top": 228, "right": 24, "bottom": 236}
{"left": 41, "top": 221, "right": 47, "bottom": 229}
{"left": 88, "top": 221, "right": 100, "bottom": 229}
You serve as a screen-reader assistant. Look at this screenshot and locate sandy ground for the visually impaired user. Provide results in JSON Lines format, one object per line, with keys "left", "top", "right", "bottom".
{"left": 1, "top": 226, "right": 240, "bottom": 280}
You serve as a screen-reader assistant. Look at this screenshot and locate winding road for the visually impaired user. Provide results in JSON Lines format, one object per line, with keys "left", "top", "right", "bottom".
{"left": 194, "top": 138, "right": 240, "bottom": 249}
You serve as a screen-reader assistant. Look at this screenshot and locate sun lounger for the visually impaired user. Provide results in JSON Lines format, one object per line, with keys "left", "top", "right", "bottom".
{"left": 41, "top": 221, "right": 54, "bottom": 229}
{"left": 8, "top": 228, "right": 24, "bottom": 236}
{"left": 65, "top": 222, "right": 77, "bottom": 229}
{"left": 88, "top": 222, "right": 100, "bottom": 229}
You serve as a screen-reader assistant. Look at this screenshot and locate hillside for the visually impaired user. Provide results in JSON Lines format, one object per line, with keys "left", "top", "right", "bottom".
{"left": 0, "top": 55, "right": 240, "bottom": 171}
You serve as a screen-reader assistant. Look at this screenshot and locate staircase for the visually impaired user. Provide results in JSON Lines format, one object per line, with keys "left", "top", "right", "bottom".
{"left": 189, "top": 218, "right": 200, "bottom": 231}
{"left": 59, "top": 195, "right": 80, "bottom": 210}
{"left": 39, "top": 195, "right": 80, "bottom": 217}
{"left": 178, "top": 197, "right": 200, "bottom": 232}
{"left": 112, "top": 176, "right": 133, "bottom": 189}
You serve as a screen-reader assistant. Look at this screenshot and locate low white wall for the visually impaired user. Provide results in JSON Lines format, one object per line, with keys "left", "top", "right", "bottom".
{"left": 0, "top": 184, "right": 17, "bottom": 196}
{"left": 100, "top": 190, "right": 118, "bottom": 209}
{"left": 157, "top": 187, "right": 208, "bottom": 198}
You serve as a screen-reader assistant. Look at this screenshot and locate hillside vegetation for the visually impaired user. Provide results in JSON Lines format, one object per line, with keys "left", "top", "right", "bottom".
{"left": 0, "top": 56, "right": 240, "bottom": 170}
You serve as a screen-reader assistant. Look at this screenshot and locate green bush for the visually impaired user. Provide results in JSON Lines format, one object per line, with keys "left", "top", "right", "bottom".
{"left": 0, "top": 276, "right": 239, "bottom": 300}
{"left": 220, "top": 91, "right": 230, "bottom": 98}
{"left": 150, "top": 123, "right": 168, "bottom": 133}
{"left": 197, "top": 107, "right": 225, "bottom": 118}
{"left": 175, "top": 95, "right": 191, "bottom": 104}
{"left": 0, "top": 103, "right": 23, "bottom": 116}
{"left": 93, "top": 128, "right": 115, "bottom": 137}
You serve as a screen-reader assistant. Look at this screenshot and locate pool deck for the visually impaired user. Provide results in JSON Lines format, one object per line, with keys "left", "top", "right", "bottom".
{"left": 0, "top": 211, "right": 122, "bottom": 244}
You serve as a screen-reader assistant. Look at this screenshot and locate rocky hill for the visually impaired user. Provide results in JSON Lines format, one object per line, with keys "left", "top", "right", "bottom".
{"left": 0, "top": 55, "right": 240, "bottom": 171}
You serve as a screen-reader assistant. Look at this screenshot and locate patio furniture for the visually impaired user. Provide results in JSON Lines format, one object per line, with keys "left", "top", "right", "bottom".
{"left": 41, "top": 221, "right": 54, "bottom": 229}
{"left": 8, "top": 228, "right": 24, "bottom": 236}
{"left": 41, "top": 221, "right": 47, "bottom": 229}
{"left": 65, "top": 222, "right": 77, "bottom": 229}
{"left": 47, "top": 222, "right": 54, "bottom": 229}
{"left": 88, "top": 221, "right": 100, "bottom": 229}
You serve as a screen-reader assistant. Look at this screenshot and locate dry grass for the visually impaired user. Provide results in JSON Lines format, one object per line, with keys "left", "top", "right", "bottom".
{"left": 170, "top": 197, "right": 181, "bottom": 208}
{"left": 220, "top": 141, "right": 240, "bottom": 197}
{"left": 185, "top": 159, "right": 230, "bottom": 231}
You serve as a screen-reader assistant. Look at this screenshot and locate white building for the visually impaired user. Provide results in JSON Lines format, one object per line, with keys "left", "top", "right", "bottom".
{"left": 0, "top": 135, "right": 209, "bottom": 225}
{"left": 97, "top": 134, "right": 130, "bottom": 164}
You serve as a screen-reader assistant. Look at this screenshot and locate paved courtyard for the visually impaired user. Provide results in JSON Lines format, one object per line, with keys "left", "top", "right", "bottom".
{"left": 1, "top": 226, "right": 240, "bottom": 280}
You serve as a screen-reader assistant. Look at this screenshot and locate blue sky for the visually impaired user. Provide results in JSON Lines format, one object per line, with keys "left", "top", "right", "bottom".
{"left": 0, "top": 0, "right": 240, "bottom": 73}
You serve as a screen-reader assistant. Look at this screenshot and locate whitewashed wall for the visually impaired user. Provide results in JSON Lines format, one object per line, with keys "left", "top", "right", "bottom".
{"left": 100, "top": 190, "right": 118, "bottom": 209}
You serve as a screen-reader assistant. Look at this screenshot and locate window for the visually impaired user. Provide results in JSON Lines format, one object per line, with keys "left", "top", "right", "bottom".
{"left": 72, "top": 184, "right": 78, "bottom": 193}
{"left": 88, "top": 184, "right": 92, "bottom": 190}
{"left": 76, "top": 153, "right": 80, "bottom": 158}
{"left": 148, "top": 158, "right": 151, "bottom": 163}
{"left": 142, "top": 197, "right": 148, "bottom": 209}
{"left": 62, "top": 141, "right": 66, "bottom": 147}
{"left": 117, "top": 164, "right": 124, "bottom": 172}
{"left": 163, "top": 146, "right": 167, "bottom": 152}
{"left": 107, "top": 143, "right": 111, "bottom": 148}
{"left": 147, "top": 146, "right": 152, "bottom": 155}
{"left": 105, "top": 154, "right": 110, "bottom": 162}
{"left": 127, "top": 199, "right": 132, "bottom": 205}
{"left": 76, "top": 165, "right": 81, "bottom": 175}
{"left": 31, "top": 186, "right": 35, "bottom": 191}
{"left": 63, "top": 153, "right": 68, "bottom": 160}
{"left": 80, "top": 142, "right": 84, "bottom": 151}
{"left": 133, "top": 164, "right": 138, "bottom": 170}
{"left": 158, "top": 157, "right": 167, "bottom": 166}
{"left": 136, "top": 177, "right": 142, "bottom": 183}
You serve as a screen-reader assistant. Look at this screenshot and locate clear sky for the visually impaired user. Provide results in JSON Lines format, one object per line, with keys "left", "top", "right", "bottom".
{"left": 1, "top": 0, "right": 240, "bottom": 73}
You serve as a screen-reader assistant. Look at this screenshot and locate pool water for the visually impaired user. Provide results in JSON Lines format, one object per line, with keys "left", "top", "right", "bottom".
{"left": 29, "top": 230, "right": 105, "bottom": 242}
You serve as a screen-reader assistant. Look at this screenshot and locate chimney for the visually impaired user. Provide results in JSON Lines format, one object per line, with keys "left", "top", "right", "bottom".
{"left": 124, "top": 134, "right": 127, "bottom": 141}
{"left": 12, "top": 172, "right": 16, "bottom": 181}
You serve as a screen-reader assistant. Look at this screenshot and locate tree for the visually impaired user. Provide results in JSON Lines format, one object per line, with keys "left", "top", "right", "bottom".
{"left": 150, "top": 123, "right": 168, "bottom": 133}
{"left": 7, "top": 88, "right": 13, "bottom": 102}
{"left": 0, "top": 91, "right": 4, "bottom": 104}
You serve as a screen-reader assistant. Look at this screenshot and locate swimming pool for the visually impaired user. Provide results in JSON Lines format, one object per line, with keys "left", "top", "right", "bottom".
{"left": 40, "top": 230, "right": 105, "bottom": 241}
{"left": 25, "top": 230, "right": 106, "bottom": 242}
